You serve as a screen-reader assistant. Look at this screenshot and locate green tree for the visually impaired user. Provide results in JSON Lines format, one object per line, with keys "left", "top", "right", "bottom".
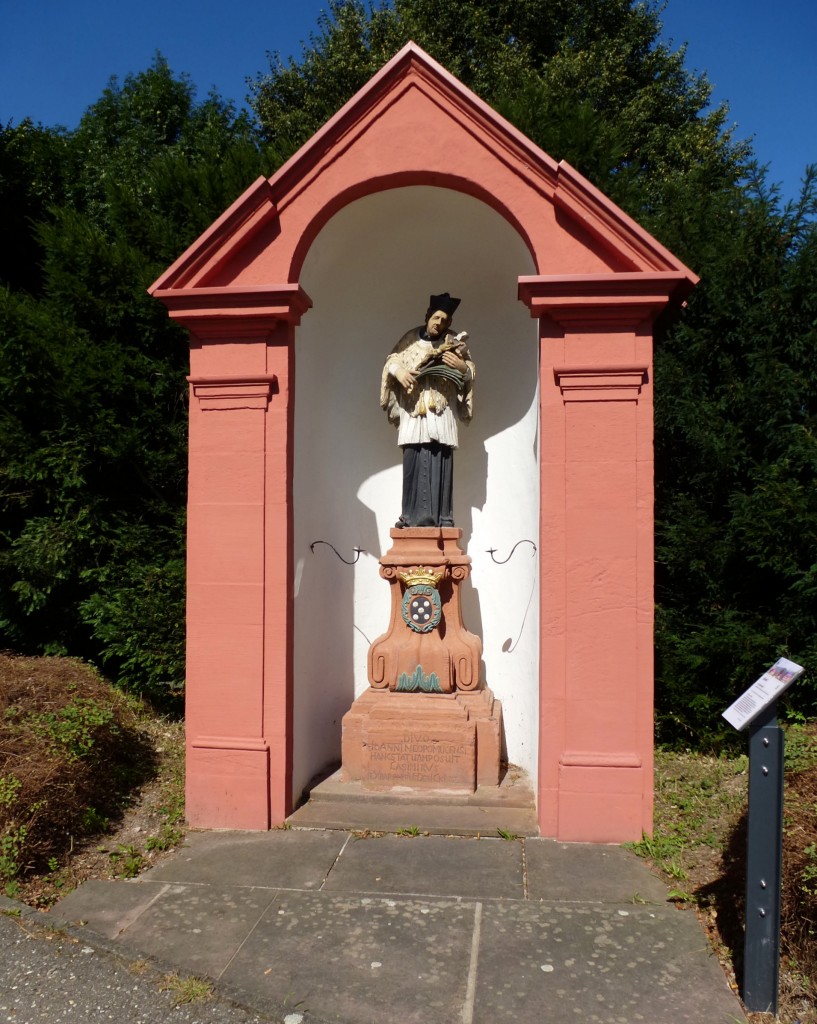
{"left": 0, "top": 120, "right": 72, "bottom": 294}
{"left": 252, "top": 1, "right": 816, "bottom": 739}
{"left": 654, "top": 168, "right": 817, "bottom": 740}
{"left": 251, "top": 0, "right": 747, "bottom": 217}
{"left": 0, "top": 57, "right": 280, "bottom": 696}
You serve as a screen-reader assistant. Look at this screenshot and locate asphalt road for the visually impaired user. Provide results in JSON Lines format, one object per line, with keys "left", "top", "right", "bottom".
{"left": 0, "top": 900, "right": 318, "bottom": 1024}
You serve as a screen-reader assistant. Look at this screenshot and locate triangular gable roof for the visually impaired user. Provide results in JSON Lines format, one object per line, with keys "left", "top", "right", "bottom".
{"left": 150, "top": 42, "right": 696, "bottom": 302}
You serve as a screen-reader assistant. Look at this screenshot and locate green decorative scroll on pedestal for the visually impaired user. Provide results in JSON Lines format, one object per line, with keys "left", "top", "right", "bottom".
{"left": 396, "top": 665, "right": 442, "bottom": 693}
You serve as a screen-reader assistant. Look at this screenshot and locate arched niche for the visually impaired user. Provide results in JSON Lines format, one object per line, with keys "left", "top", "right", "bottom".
{"left": 150, "top": 42, "right": 698, "bottom": 841}
{"left": 292, "top": 185, "right": 538, "bottom": 801}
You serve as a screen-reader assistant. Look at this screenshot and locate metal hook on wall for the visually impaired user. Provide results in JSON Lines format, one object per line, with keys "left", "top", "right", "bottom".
{"left": 485, "top": 539, "right": 538, "bottom": 653}
{"left": 486, "top": 539, "right": 537, "bottom": 564}
{"left": 309, "top": 541, "right": 363, "bottom": 565}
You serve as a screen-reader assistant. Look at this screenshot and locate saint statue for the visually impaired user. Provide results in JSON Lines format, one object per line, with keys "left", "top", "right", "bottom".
{"left": 380, "top": 293, "right": 475, "bottom": 528}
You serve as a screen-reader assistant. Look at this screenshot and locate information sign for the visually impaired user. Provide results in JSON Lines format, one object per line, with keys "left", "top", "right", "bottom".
{"left": 722, "top": 657, "right": 804, "bottom": 731}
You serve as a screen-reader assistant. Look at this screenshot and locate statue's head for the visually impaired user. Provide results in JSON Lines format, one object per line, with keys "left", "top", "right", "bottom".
{"left": 424, "top": 292, "right": 460, "bottom": 339}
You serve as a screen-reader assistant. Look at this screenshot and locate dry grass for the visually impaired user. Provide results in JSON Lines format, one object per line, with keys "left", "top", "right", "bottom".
{"left": 0, "top": 652, "right": 185, "bottom": 905}
{"left": 159, "top": 972, "right": 214, "bottom": 1005}
{"left": 637, "top": 724, "right": 817, "bottom": 1024}
{"left": 780, "top": 748, "right": 817, "bottom": 998}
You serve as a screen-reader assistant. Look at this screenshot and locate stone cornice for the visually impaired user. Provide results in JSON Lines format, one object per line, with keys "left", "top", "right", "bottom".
{"left": 518, "top": 272, "right": 692, "bottom": 329}
{"left": 191, "top": 735, "right": 270, "bottom": 751}
{"left": 188, "top": 375, "right": 278, "bottom": 410}
{"left": 560, "top": 751, "right": 642, "bottom": 768}
{"left": 554, "top": 366, "right": 648, "bottom": 402}
{"left": 153, "top": 284, "right": 312, "bottom": 337}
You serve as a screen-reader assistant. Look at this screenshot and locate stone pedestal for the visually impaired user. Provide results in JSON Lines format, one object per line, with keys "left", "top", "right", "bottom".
{"left": 343, "top": 528, "right": 502, "bottom": 794}
{"left": 341, "top": 687, "right": 503, "bottom": 791}
{"left": 367, "top": 528, "right": 481, "bottom": 693}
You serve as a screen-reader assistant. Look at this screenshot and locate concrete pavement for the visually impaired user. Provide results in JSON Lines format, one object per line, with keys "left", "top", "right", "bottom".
{"left": 20, "top": 828, "right": 751, "bottom": 1024}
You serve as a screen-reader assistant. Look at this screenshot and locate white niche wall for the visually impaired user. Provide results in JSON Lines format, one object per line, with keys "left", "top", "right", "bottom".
{"left": 292, "top": 185, "right": 540, "bottom": 802}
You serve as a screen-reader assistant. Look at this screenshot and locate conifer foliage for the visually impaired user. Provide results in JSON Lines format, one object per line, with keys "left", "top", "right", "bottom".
{"left": 1, "top": 7, "right": 815, "bottom": 734}
{"left": 653, "top": 168, "right": 817, "bottom": 739}
{"left": 0, "top": 58, "right": 279, "bottom": 696}
{"left": 252, "top": 0, "right": 817, "bottom": 738}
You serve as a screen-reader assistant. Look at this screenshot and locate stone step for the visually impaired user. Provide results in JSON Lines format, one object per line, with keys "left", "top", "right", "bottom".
{"left": 286, "top": 768, "right": 540, "bottom": 837}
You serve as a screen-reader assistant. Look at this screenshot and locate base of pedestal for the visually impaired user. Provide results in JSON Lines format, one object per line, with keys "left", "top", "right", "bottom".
{"left": 341, "top": 687, "right": 502, "bottom": 792}
{"left": 286, "top": 763, "right": 538, "bottom": 836}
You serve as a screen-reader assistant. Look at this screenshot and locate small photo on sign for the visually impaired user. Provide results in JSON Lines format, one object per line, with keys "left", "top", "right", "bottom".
{"left": 767, "top": 662, "right": 799, "bottom": 684}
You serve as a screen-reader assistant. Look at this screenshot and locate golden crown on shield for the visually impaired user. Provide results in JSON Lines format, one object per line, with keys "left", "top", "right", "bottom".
{"left": 398, "top": 566, "right": 445, "bottom": 589}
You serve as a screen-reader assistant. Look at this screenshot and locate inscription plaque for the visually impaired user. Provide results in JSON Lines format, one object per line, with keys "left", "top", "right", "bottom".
{"left": 341, "top": 689, "right": 501, "bottom": 791}
{"left": 363, "top": 722, "right": 475, "bottom": 788}
{"left": 366, "top": 732, "right": 472, "bottom": 785}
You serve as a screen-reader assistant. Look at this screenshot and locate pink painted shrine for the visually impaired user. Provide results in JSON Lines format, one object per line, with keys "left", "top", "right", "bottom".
{"left": 150, "top": 43, "right": 697, "bottom": 843}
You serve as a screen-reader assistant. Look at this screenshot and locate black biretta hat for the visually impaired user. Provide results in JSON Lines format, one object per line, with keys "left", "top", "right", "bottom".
{"left": 428, "top": 292, "right": 460, "bottom": 316}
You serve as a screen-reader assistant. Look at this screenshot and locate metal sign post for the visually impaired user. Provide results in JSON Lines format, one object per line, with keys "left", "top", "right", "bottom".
{"left": 742, "top": 702, "right": 784, "bottom": 1014}
{"left": 721, "top": 656, "right": 804, "bottom": 1016}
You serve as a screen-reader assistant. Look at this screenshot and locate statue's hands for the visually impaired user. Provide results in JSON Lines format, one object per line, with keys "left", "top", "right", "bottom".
{"left": 393, "top": 366, "right": 417, "bottom": 392}
{"left": 441, "top": 351, "right": 468, "bottom": 374}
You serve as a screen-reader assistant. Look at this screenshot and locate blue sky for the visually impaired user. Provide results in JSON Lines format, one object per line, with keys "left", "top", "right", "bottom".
{"left": 2, "top": 0, "right": 815, "bottom": 204}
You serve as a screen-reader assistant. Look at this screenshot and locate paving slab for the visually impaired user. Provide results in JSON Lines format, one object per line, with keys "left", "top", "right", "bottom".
{"left": 323, "top": 833, "right": 524, "bottom": 899}
{"left": 221, "top": 889, "right": 476, "bottom": 1024}
{"left": 46, "top": 878, "right": 169, "bottom": 939}
{"left": 115, "top": 882, "right": 280, "bottom": 979}
{"left": 525, "top": 839, "right": 670, "bottom": 904}
{"left": 143, "top": 828, "right": 347, "bottom": 888}
{"left": 42, "top": 829, "right": 749, "bottom": 1024}
{"left": 473, "top": 900, "right": 743, "bottom": 1024}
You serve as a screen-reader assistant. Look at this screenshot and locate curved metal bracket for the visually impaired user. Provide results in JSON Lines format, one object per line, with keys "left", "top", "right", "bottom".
{"left": 486, "top": 539, "right": 537, "bottom": 564}
{"left": 486, "top": 540, "right": 538, "bottom": 653}
{"left": 309, "top": 541, "right": 363, "bottom": 565}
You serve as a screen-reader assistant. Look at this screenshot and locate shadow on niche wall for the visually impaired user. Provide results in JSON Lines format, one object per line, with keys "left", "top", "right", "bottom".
{"left": 291, "top": 185, "right": 538, "bottom": 799}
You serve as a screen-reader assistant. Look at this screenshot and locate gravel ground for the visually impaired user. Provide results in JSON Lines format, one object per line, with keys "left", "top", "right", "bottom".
{"left": 0, "top": 903, "right": 302, "bottom": 1024}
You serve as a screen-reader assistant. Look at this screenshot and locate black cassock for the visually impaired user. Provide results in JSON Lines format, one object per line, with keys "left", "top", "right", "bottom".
{"left": 397, "top": 441, "right": 454, "bottom": 528}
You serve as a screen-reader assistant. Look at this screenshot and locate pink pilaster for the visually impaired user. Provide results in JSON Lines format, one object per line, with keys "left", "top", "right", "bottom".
{"left": 156, "top": 288, "right": 310, "bottom": 829}
{"left": 519, "top": 274, "right": 680, "bottom": 842}
{"left": 263, "top": 325, "right": 296, "bottom": 824}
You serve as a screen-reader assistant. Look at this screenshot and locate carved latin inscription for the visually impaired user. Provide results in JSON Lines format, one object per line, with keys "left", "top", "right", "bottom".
{"left": 362, "top": 724, "right": 476, "bottom": 788}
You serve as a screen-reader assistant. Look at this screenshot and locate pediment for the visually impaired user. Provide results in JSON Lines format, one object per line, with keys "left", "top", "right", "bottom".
{"left": 150, "top": 42, "right": 696, "bottom": 305}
